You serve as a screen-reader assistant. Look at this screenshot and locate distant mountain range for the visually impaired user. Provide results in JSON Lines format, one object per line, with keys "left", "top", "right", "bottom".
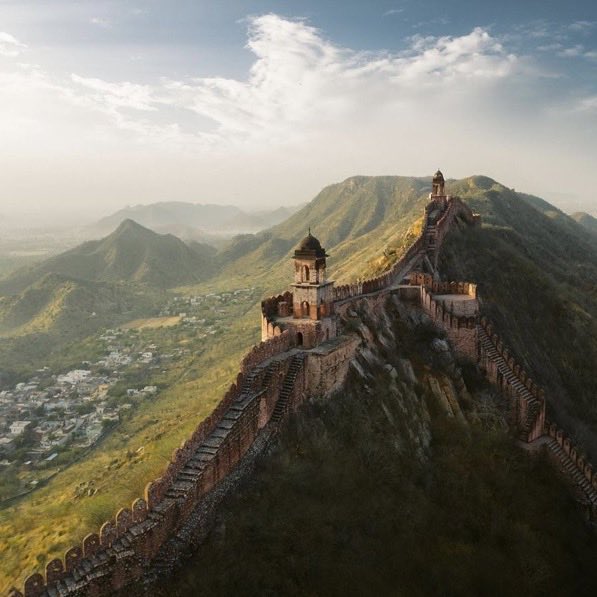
{"left": 89, "top": 201, "right": 301, "bottom": 239}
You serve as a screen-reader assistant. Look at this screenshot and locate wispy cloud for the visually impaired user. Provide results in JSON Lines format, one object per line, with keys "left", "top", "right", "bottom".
{"left": 3, "top": 15, "right": 517, "bottom": 149}
{"left": 90, "top": 17, "right": 111, "bottom": 28}
{"left": 557, "top": 44, "right": 597, "bottom": 61}
{"left": 0, "top": 13, "right": 595, "bottom": 211}
{"left": 384, "top": 8, "right": 405, "bottom": 17}
{"left": 575, "top": 95, "right": 597, "bottom": 111}
{"left": 0, "top": 32, "right": 26, "bottom": 57}
{"left": 568, "top": 20, "right": 596, "bottom": 33}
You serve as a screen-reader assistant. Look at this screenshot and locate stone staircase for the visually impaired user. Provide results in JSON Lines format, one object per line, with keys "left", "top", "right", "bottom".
{"left": 271, "top": 353, "right": 306, "bottom": 425}
{"left": 424, "top": 224, "right": 437, "bottom": 251}
{"left": 478, "top": 326, "right": 543, "bottom": 441}
{"left": 544, "top": 437, "right": 597, "bottom": 509}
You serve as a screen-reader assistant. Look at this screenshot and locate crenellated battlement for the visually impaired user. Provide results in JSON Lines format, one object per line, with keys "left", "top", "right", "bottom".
{"left": 477, "top": 317, "right": 546, "bottom": 442}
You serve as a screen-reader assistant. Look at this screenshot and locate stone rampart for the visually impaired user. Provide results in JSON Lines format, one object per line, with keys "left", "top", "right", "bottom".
{"left": 478, "top": 317, "right": 545, "bottom": 442}
{"left": 544, "top": 420, "right": 597, "bottom": 516}
{"left": 261, "top": 291, "right": 293, "bottom": 340}
{"left": 241, "top": 331, "right": 293, "bottom": 373}
{"left": 419, "top": 285, "right": 478, "bottom": 361}
{"left": 14, "top": 336, "right": 308, "bottom": 597}
{"left": 425, "top": 196, "right": 478, "bottom": 268}
{"left": 332, "top": 235, "right": 424, "bottom": 303}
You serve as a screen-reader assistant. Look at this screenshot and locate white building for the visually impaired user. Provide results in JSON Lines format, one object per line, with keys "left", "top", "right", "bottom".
{"left": 9, "top": 421, "right": 31, "bottom": 436}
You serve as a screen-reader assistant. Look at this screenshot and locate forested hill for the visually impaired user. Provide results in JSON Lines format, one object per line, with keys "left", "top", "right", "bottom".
{"left": 0, "top": 219, "right": 216, "bottom": 294}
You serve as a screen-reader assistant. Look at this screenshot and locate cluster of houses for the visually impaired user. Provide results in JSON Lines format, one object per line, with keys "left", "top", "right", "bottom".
{"left": 0, "top": 333, "right": 162, "bottom": 495}
{"left": 0, "top": 287, "right": 257, "bottom": 500}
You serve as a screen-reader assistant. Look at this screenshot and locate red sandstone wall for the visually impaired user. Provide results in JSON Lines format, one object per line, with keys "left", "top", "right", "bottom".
{"left": 17, "top": 335, "right": 305, "bottom": 597}
{"left": 419, "top": 286, "right": 478, "bottom": 361}
{"left": 18, "top": 190, "right": 596, "bottom": 597}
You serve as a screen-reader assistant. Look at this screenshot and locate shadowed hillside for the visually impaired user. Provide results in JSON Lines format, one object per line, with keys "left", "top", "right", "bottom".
{"left": 571, "top": 212, "right": 597, "bottom": 236}
{"left": 439, "top": 177, "right": 597, "bottom": 456}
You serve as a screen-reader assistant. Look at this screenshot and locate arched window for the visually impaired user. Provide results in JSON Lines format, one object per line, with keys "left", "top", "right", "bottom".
{"left": 296, "top": 332, "right": 303, "bottom": 346}
{"left": 301, "top": 301, "right": 309, "bottom": 317}
{"left": 303, "top": 265, "right": 310, "bottom": 283}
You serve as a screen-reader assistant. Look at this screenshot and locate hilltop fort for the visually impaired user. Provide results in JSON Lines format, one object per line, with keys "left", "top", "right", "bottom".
{"left": 10, "top": 170, "right": 597, "bottom": 597}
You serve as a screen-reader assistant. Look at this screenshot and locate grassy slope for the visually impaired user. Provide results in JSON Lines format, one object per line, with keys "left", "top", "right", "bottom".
{"left": 207, "top": 175, "right": 430, "bottom": 294}
{"left": 439, "top": 177, "right": 597, "bottom": 454}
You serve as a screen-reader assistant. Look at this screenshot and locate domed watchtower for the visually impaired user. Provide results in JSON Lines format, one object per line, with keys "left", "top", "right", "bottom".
{"left": 290, "top": 231, "right": 336, "bottom": 347}
{"left": 431, "top": 169, "right": 445, "bottom": 197}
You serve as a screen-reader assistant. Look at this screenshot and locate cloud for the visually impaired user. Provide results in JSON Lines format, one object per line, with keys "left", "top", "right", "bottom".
{"left": 90, "top": 17, "right": 111, "bottom": 28}
{"left": 150, "top": 17, "right": 519, "bottom": 146}
{"left": 575, "top": 95, "right": 597, "bottom": 112}
{"left": 557, "top": 44, "right": 597, "bottom": 61}
{"left": 558, "top": 45, "right": 584, "bottom": 57}
{"left": 0, "top": 32, "right": 26, "bottom": 57}
{"left": 0, "top": 13, "right": 595, "bottom": 214}
{"left": 568, "top": 20, "right": 596, "bottom": 32}
{"left": 71, "top": 75, "right": 156, "bottom": 111}
{"left": 384, "top": 8, "right": 405, "bottom": 17}
{"left": 0, "top": 15, "right": 533, "bottom": 156}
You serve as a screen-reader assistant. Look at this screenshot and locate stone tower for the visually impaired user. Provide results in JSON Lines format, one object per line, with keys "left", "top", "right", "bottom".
{"left": 290, "top": 231, "right": 336, "bottom": 347}
{"left": 432, "top": 169, "right": 445, "bottom": 197}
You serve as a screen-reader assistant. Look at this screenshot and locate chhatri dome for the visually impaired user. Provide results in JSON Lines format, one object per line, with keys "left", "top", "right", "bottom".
{"left": 295, "top": 230, "right": 327, "bottom": 258}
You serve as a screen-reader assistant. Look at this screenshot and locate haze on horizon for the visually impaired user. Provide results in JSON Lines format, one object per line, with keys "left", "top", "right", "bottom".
{"left": 1, "top": 0, "right": 596, "bottom": 227}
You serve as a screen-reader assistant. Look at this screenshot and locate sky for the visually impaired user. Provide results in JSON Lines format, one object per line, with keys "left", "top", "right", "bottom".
{"left": 1, "top": 0, "right": 596, "bottom": 225}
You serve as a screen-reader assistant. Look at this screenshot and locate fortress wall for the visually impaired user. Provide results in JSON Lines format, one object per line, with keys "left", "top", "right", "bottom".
{"left": 306, "top": 336, "right": 361, "bottom": 397}
{"left": 242, "top": 330, "right": 293, "bottom": 372}
{"left": 15, "top": 190, "right": 597, "bottom": 597}
{"left": 332, "top": 235, "right": 424, "bottom": 303}
{"left": 545, "top": 421, "right": 597, "bottom": 496}
{"left": 419, "top": 286, "right": 478, "bottom": 361}
{"left": 477, "top": 317, "right": 545, "bottom": 443}
{"left": 261, "top": 291, "right": 293, "bottom": 340}
{"left": 18, "top": 340, "right": 305, "bottom": 597}
{"left": 428, "top": 196, "right": 477, "bottom": 264}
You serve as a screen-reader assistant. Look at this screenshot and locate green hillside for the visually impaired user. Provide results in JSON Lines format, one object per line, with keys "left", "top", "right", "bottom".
{"left": 571, "top": 212, "right": 597, "bottom": 236}
{"left": 204, "top": 176, "right": 429, "bottom": 295}
{"left": 0, "top": 219, "right": 216, "bottom": 294}
{"left": 0, "top": 273, "right": 161, "bottom": 384}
